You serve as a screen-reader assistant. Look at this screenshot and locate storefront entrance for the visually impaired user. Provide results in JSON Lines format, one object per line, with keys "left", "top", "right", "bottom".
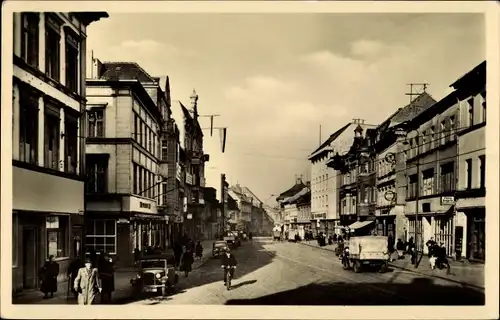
{"left": 467, "top": 210, "right": 485, "bottom": 262}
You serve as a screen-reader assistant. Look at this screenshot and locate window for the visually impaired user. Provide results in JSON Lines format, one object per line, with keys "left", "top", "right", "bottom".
{"left": 479, "top": 155, "right": 485, "bottom": 189}
{"left": 422, "top": 169, "right": 435, "bottom": 196}
{"left": 45, "top": 16, "right": 60, "bottom": 81}
{"left": 468, "top": 98, "right": 474, "bottom": 127}
{"left": 21, "top": 13, "right": 39, "bottom": 67}
{"left": 481, "top": 91, "right": 486, "bottom": 123}
{"left": 133, "top": 163, "right": 138, "bottom": 194}
{"left": 46, "top": 215, "right": 68, "bottom": 258}
{"left": 440, "top": 162, "right": 455, "bottom": 193}
{"left": 138, "top": 166, "right": 143, "bottom": 194}
{"left": 148, "top": 172, "right": 153, "bottom": 198}
{"left": 64, "top": 111, "right": 78, "bottom": 174}
{"left": 449, "top": 116, "right": 456, "bottom": 141}
{"left": 421, "top": 131, "right": 427, "bottom": 153}
{"left": 65, "top": 32, "right": 79, "bottom": 93}
{"left": 85, "top": 219, "right": 116, "bottom": 254}
{"left": 430, "top": 126, "right": 435, "bottom": 149}
{"left": 408, "top": 174, "right": 418, "bottom": 199}
{"left": 466, "top": 159, "right": 472, "bottom": 190}
{"left": 44, "top": 102, "right": 60, "bottom": 170}
{"left": 162, "top": 183, "right": 167, "bottom": 206}
{"left": 148, "top": 128, "right": 152, "bottom": 152}
{"left": 87, "top": 109, "right": 104, "bottom": 137}
{"left": 134, "top": 115, "right": 138, "bottom": 141}
{"left": 86, "top": 155, "right": 108, "bottom": 193}
{"left": 140, "top": 122, "right": 144, "bottom": 146}
{"left": 19, "top": 88, "right": 39, "bottom": 164}
{"left": 152, "top": 133, "right": 156, "bottom": 157}
{"left": 440, "top": 120, "right": 446, "bottom": 145}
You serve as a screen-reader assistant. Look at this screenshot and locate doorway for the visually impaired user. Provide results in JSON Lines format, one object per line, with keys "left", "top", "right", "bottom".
{"left": 22, "top": 228, "right": 38, "bottom": 289}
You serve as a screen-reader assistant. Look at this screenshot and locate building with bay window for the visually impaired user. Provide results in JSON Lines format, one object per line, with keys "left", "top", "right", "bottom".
{"left": 85, "top": 60, "right": 167, "bottom": 267}
{"left": 11, "top": 12, "right": 108, "bottom": 294}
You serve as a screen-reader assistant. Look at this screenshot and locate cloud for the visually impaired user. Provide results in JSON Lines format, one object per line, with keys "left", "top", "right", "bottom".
{"left": 350, "top": 39, "right": 386, "bottom": 57}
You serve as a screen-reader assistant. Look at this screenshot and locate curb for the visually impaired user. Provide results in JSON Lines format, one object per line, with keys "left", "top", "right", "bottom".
{"left": 296, "top": 241, "right": 484, "bottom": 290}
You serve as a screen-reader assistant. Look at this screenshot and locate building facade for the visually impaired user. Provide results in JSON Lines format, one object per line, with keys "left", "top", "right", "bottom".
{"left": 276, "top": 176, "right": 307, "bottom": 232}
{"left": 309, "top": 120, "right": 374, "bottom": 237}
{"left": 12, "top": 12, "right": 108, "bottom": 293}
{"left": 453, "top": 61, "right": 486, "bottom": 262}
{"left": 85, "top": 61, "right": 166, "bottom": 267}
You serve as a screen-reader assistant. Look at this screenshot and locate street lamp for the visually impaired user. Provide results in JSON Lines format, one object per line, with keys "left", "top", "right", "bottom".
{"left": 401, "top": 127, "right": 422, "bottom": 268}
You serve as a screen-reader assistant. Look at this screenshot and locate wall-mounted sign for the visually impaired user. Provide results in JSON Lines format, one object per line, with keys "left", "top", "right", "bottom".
{"left": 117, "top": 218, "right": 129, "bottom": 224}
{"left": 441, "top": 196, "right": 455, "bottom": 205}
{"left": 140, "top": 202, "right": 152, "bottom": 209}
{"left": 384, "top": 191, "right": 397, "bottom": 202}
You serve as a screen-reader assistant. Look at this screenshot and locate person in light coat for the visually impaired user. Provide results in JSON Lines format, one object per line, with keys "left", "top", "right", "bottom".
{"left": 74, "top": 257, "right": 101, "bottom": 305}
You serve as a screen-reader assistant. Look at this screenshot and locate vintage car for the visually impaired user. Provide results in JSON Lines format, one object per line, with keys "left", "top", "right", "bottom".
{"left": 130, "top": 254, "right": 179, "bottom": 296}
{"left": 212, "top": 240, "right": 229, "bottom": 258}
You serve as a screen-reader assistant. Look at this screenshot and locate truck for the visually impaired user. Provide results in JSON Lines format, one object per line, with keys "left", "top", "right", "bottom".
{"left": 223, "top": 231, "right": 240, "bottom": 248}
{"left": 343, "top": 236, "right": 390, "bottom": 273}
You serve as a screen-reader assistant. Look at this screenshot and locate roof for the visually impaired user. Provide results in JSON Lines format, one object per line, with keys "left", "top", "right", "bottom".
{"left": 276, "top": 181, "right": 308, "bottom": 202}
{"left": 308, "top": 123, "right": 352, "bottom": 160}
{"left": 450, "top": 60, "right": 486, "bottom": 90}
{"left": 282, "top": 187, "right": 310, "bottom": 205}
{"left": 99, "top": 62, "right": 156, "bottom": 83}
{"left": 72, "top": 12, "right": 109, "bottom": 25}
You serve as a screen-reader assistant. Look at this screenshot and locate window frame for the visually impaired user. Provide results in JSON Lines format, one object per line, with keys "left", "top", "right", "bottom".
{"left": 408, "top": 174, "right": 418, "bottom": 199}
{"left": 21, "top": 12, "right": 39, "bottom": 68}
{"left": 468, "top": 98, "right": 474, "bottom": 127}
{"left": 64, "top": 29, "right": 80, "bottom": 94}
{"left": 86, "top": 154, "right": 108, "bottom": 194}
{"left": 44, "top": 15, "right": 61, "bottom": 82}
{"left": 85, "top": 219, "right": 117, "bottom": 255}
{"left": 46, "top": 215, "right": 69, "bottom": 259}
{"left": 466, "top": 158, "right": 473, "bottom": 190}
{"left": 18, "top": 87, "right": 39, "bottom": 165}
{"left": 87, "top": 108, "right": 104, "bottom": 138}
{"left": 439, "top": 161, "right": 455, "bottom": 193}
{"left": 64, "top": 110, "right": 79, "bottom": 174}
{"left": 44, "top": 101, "right": 61, "bottom": 170}
{"left": 479, "top": 155, "right": 485, "bottom": 189}
{"left": 421, "top": 168, "right": 435, "bottom": 197}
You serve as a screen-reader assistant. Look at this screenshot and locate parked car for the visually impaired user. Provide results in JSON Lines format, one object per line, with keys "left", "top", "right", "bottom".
{"left": 130, "top": 254, "right": 179, "bottom": 297}
{"left": 213, "top": 240, "right": 229, "bottom": 258}
{"left": 223, "top": 231, "right": 241, "bottom": 248}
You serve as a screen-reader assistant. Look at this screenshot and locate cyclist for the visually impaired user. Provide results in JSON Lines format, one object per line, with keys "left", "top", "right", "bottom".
{"left": 220, "top": 247, "right": 237, "bottom": 286}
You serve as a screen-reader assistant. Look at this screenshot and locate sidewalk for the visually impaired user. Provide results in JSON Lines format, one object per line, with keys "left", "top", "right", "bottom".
{"left": 12, "top": 240, "right": 216, "bottom": 305}
{"left": 297, "top": 240, "right": 484, "bottom": 289}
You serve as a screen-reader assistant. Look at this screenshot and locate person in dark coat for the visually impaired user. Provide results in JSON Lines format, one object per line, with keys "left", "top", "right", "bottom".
{"left": 67, "top": 256, "right": 84, "bottom": 299}
{"left": 195, "top": 241, "right": 203, "bottom": 260}
{"left": 40, "top": 255, "right": 59, "bottom": 299}
{"left": 388, "top": 235, "right": 395, "bottom": 253}
{"left": 220, "top": 247, "right": 238, "bottom": 285}
{"left": 100, "top": 254, "right": 115, "bottom": 304}
{"left": 179, "top": 246, "right": 194, "bottom": 277}
{"left": 408, "top": 237, "right": 416, "bottom": 265}
{"left": 396, "top": 239, "right": 405, "bottom": 259}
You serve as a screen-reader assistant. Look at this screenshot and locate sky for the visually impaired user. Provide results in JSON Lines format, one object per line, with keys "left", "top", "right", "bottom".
{"left": 86, "top": 13, "right": 485, "bottom": 205}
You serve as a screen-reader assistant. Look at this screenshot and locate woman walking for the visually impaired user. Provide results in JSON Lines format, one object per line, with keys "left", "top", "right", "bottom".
{"left": 40, "top": 255, "right": 59, "bottom": 299}
{"left": 179, "top": 246, "right": 194, "bottom": 277}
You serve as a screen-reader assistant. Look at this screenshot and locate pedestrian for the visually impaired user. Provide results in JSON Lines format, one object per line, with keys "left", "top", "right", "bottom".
{"left": 40, "top": 255, "right": 59, "bottom": 299}
{"left": 100, "top": 254, "right": 115, "bottom": 304}
{"left": 436, "top": 242, "right": 451, "bottom": 275}
{"left": 74, "top": 257, "right": 101, "bottom": 305}
{"left": 67, "top": 256, "right": 84, "bottom": 299}
{"left": 426, "top": 237, "right": 436, "bottom": 257}
{"left": 179, "top": 246, "right": 194, "bottom": 277}
{"left": 195, "top": 240, "right": 203, "bottom": 260}
{"left": 396, "top": 238, "right": 405, "bottom": 259}
{"left": 408, "top": 237, "right": 416, "bottom": 265}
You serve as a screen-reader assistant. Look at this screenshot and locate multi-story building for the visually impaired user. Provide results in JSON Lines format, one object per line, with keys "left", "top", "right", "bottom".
{"left": 228, "top": 185, "right": 253, "bottom": 233}
{"left": 280, "top": 185, "right": 311, "bottom": 239}
{"left": 276, "top": 176, "right": 307, "bottom": 232}
{"left": 85, "top": 60, "right": 166, "bottom": 266}
{"left": 11, "top": 12, "right": 108, "bottom": 293}
{"left": 312, "top": 120, "right": 375, "bottom": 236}
{"left": 403, "top": 63, "right": 485, "bottom": 256}
{"left": 453, "top": 61, "right": 486, "bottom": 262}
{"left": 200, "top": 187, "right": 220, "bottom": 239}
{"left": 171, "top": 93, "right": 209, "bottom": 240}
{"left": 373, "top": 93, "right": 436, "bottom": 240}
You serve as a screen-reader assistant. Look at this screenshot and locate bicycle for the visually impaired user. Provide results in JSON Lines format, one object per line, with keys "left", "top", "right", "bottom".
{"left": 221, "top": 265, "right": 236, "bottom": 290}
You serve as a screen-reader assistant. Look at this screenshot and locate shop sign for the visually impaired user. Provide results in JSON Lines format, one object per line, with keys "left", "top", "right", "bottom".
{"left": 441, "top": 196, "right": 455, "bottom": 205}
{"left": 187, "top": 213, "right": 193, "bottom": 220}
{"left": 117, "top": 218, "right": 129, "bottom": 224}
{"left": 140, "top": 202, "right": 152, "bottom": 209}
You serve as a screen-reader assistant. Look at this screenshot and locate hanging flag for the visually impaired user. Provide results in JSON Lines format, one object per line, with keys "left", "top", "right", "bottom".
{"left": 210, "top": 115, "right": 214, "bottom": 136}
{"left": 219, "top": 128, "right": 227, "bottom": 153}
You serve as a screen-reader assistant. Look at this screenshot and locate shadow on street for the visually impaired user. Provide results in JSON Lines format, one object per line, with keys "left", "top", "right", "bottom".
{"left": 225, "top": 277, "right": 485, "bottom": 306}
{"left": 114, "top": 240, "right": 274, "bottom": 304}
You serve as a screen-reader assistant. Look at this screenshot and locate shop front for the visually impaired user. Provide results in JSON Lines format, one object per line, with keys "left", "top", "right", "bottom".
{"left": 465, "top": 208, "right": 485, "bottom": 262}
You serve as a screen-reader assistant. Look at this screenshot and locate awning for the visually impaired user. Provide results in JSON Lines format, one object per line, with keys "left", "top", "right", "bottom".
{"left": 348, "top": 220, "right": 374, "bottom": 230}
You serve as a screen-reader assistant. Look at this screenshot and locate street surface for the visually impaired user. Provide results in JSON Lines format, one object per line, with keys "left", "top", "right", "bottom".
{"left": 124, "top": 238, "right": 484, "bottom": 305}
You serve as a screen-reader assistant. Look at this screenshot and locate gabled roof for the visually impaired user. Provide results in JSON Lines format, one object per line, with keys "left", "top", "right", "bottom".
{"left": 308, "top": 123, "right": 352, "bottom": 160}
{"left": 450, "top": 60, "right": 486, "bottom": 90}
{"left": 276, "top": 181, "right": 307, "bottom": 202}
{"left": 282, "top": 187, "right": 310, "bottom": 205}
{"left": 100, "top": 62, "right": 156, "bottom": 83}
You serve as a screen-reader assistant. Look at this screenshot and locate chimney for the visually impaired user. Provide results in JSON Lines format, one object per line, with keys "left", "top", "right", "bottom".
{"left": 90, "top": 57, "right": 104, "bottom": 79}
{"left": 295, "top": 175, "right": 303, "bottom": 185}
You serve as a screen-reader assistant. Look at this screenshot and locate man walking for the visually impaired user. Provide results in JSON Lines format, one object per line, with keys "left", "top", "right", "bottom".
{"left": 74, "top": 257, "right": 101, "bottom": 305}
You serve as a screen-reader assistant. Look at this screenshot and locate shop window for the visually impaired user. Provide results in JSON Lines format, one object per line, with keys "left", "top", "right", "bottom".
{"left": 65, "top": 31, "right": 79, "bottom": 93}
{"left": 45, "top": 16, "right": 60, "bottom": 81}
{"left": 85, "top": 219, "right": 116, "bottom": 254}
{"left": 439, "top": 161, "right": 455, "bottom": 193}
{"left": 87, "top": 109, "right": 104, "bottom": 137}
{"left": 421, "top": 168, "right": 435, "bottom": 196}
{"left": 46, "top": 215, "right": 68, "bottom": 258}
{"left": 19, "top": 88, "right": 39, "bottom": 164}
{"left": 44, "top": 102, "right": 60, "bottom": 170}
{"left": 86, "top": 155, "right": 108, "bottom": 193}
{"left": 21, "top": 13, "right": 39, "bottom": 68}
{"left": 64, "top": 111, "right": 78, "bottom": 174}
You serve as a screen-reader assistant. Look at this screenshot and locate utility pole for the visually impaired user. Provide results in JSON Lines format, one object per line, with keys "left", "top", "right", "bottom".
{"left": 319, "top": 125, "right": 322, "bottom": 146}
{"left": 198, "top": 114, "right": 220, "bottom": 136}
{"left": 405, "top": 83, "right": 429, "bottom": 104}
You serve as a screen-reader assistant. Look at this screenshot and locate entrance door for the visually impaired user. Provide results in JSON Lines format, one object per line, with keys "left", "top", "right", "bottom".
{"left": 471, "top": 219, "right": 485, "bottom": 261}
{"left": 22, "top": 228, "right": 37, "bottom": 289}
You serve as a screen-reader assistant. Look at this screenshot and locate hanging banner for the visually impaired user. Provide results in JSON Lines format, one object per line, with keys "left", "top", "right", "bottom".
{"left": 219, "top": 128, "right": 227, "bottom": 153}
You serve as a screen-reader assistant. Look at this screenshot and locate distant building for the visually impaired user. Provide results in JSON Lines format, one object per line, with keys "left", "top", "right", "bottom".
{"left": 280, "top": 185, "right": 311, "bottom": 239}
{"left": 310, "top": 120, "right": 375, "bottom": 237}
{"left": 12, "top": 12, "right": 108, "bottom": 293}
{"left": 276, "top": 176, "right": 307, "bottom": 232}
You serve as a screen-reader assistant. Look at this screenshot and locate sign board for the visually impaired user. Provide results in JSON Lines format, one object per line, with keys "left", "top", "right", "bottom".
{"left": 117, "top": 218, "right": 129, "bottom": 224}
{"left": 187, "top": 213, "right": 193, "bottom": 220}
{"left": 441, "top": 196, "right": 455, "bottom": 205}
